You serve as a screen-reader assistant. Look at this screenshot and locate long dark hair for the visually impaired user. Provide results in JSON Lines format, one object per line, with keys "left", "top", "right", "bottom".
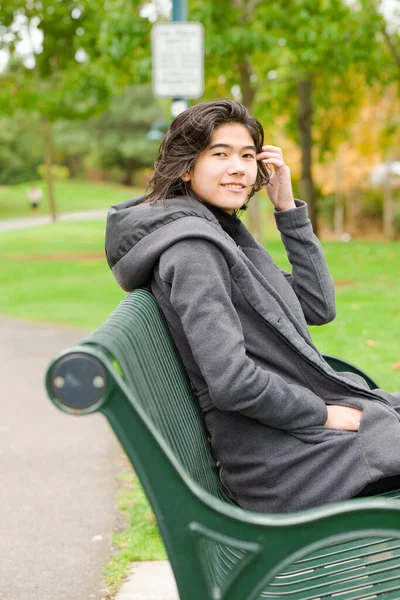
{"left": 146, "top": 99, "right": 268, "bottom": 205}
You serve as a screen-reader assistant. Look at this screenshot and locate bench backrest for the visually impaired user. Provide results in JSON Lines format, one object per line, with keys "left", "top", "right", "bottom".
{"left": 83, "top": 287, "right": 233, "bottom": 503}
{"left": 48, "top": 287, "right": 400, "bottom": 600}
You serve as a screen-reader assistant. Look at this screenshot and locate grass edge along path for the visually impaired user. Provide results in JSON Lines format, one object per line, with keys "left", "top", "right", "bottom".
{"left": 103, "top": 470, "right": 167, "bottom": 598}
{"left": 0, "top": 179, "right": 144, "bottom": 220}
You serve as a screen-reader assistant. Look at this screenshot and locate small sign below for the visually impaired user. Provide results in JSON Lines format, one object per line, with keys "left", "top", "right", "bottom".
{"left": 152, "top": 22, "right": 204, "bottom": 98}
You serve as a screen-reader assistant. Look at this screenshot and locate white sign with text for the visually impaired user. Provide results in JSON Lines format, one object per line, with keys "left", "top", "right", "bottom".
{"left": 152, "top": 22, "right": 204, "bottom": 98}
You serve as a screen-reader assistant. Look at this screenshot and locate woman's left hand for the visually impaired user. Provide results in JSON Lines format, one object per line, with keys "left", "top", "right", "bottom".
{"left": 256, "top": 145, "right": 296, "bottom": 212}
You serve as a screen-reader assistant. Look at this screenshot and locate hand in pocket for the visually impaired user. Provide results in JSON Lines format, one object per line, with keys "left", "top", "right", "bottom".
{"left": 324, "top": 405, "right": 362, "bottom": 431}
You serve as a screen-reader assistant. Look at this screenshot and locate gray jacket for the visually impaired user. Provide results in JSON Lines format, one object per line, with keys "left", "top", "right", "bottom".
{"left": 106, "top": 195, "right": 400, "bottom": 513}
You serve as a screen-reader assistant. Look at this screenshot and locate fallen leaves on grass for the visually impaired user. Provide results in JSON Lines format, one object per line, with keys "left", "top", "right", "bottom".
{"left": 366, "top": 339, "right": 378, "bottom": 347}
{"left": 334, "top": 280, "right": 356, "bottom": 288}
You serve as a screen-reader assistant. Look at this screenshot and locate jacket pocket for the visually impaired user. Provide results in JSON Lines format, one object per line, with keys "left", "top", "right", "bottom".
{"left": 355, "top": 400, "right": 400, "bottom": 479}
{"left": 289, "top": 425, "right": 356, "bottom": 444}
{"left": 289, "top": 400, "right": 363, "bottom": 444}
{"left": 358, "top": 400, "right": 400, "bottom": 434}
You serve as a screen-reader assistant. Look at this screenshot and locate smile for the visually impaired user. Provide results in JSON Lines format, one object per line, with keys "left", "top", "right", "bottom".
{"left": 221, "top": 184, "right": 246, "bottom": 191}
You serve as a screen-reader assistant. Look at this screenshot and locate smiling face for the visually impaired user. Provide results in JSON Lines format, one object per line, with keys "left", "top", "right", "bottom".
{"left": 181, "top": 123, "right": 258, "bottom": 214}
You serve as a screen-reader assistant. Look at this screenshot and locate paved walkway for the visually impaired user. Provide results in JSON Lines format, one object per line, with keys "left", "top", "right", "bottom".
{"left": 0, "top": 316, "right": 179, "bottom": 600}
{"left": 0, "top": 316, "right": 121, "bottom": 600}
{"left": 0, "top": 209, "right": 108, "bottom": 232}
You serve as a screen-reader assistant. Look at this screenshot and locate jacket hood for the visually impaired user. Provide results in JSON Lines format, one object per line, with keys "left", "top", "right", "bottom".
{"left": 105, "top": 195, "right": 233, "bottom": 292}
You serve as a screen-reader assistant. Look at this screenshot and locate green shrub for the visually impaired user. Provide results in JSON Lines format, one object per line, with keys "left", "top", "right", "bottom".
{"left": 361, "top": 188, "right": 383, "bottom": 219}
{"left": 37, "top": 163, "right": 70, "bottom": 180}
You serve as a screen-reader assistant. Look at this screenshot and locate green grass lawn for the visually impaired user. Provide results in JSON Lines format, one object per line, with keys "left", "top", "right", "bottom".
{"left": 1, "top": 216, "right": 399, "bottom": 386}
{"left": 0, "top": 179, "right": 144, "bottom": 220}
{"left": 1, "top": 216, "right": 399, "bottom": 596}
{"left": 1, "top": 216, "right": 399, "bottom": 389}
{"left": 265, "top": 239, "right": 400, "bottom": 391}
{"left": 0, "top": 219, "right": 126, "bottom": 327}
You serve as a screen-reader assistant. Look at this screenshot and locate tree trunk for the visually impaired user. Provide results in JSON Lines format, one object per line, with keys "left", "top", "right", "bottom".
{"left": 333, "top": 155, "right": 344, "bottom": 236}
{"left": 237, "top": 58, "right": 262, "bottom": 242}
{"left": 65, "top": 156, "right": 80, "bottom": 179}
{"left": 239, "top": 58, "right": 256, "bottom": 110}
{"left": 382, "top": 24, "right": 400, "bottom": 72}
{"left": 41, "top": 117, "right": 57, "bottom": 223}
{"left": 334, "top": 198, "right": 344, "bottom": 236}
{"left": 347, "top": 187, "right": 361, "bottom": 235}
{"left": 297, "top": 79, "right": 318, "bottom": 235}
{"left": 27, "top": 17, "right": 57, "bottom": 222}
{"left": 229, "top": 0, "right": 263, "bottom": 240}
{"left": 122, "top": 158, "right": 136, "bottom": 186}
{"left": 383, "top": 163, "right": 394, "bottom": 240}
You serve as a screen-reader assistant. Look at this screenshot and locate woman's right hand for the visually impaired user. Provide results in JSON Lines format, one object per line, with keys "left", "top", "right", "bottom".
{"left": 256, "top": 145, "right": 296, "bottom": 212}
{"left": 324, "top": 405, "right": 362, "bottom": 431}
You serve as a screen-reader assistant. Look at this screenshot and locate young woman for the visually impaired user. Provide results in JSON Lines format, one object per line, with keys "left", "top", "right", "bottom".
{"left": 105, "top": 99, "right": 400, "bottom": 513}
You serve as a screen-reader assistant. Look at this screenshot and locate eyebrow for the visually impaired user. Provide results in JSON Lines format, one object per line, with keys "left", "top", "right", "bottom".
{"left": 208, "top": 143, "right": 257, "bottom": 152}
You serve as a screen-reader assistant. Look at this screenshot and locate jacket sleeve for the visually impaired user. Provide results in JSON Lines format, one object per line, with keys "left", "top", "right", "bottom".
{"left": 274, "top": 200, "right": 336, "bottom": 325}
{"left": 157, "top": 238, "right": 328, "bottom": 431}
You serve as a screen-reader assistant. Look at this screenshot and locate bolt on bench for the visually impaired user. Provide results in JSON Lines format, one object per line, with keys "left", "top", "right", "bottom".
{"left": 46, "top": 287, "right": 400, "bottom": 600}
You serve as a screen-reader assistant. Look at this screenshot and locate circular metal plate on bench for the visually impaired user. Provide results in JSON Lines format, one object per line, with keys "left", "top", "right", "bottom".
{"left": 50, "top": 353, "right": 107, "bottom": 410}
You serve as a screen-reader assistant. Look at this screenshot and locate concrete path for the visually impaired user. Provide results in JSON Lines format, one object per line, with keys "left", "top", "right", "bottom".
{"left": 0, "top": 209, "right": 107, "bottom": 232}
{"left": 116, "top": 562, "right": 178, "bottom": 600}
{"left": 0, "top": 316, "right": 121, "bottom": 600}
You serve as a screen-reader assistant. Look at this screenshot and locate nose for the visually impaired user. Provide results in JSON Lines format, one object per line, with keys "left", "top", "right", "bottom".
{"left": 227, "top": 155, "right": 245, "bottom": 175}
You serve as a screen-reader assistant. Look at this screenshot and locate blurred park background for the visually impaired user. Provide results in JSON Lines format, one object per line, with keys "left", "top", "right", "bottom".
{"left": 1, "top": 1, "right": 400, "bottom": 594}
{"left": 2, "top": 0, "right": 400, "bottom": 236}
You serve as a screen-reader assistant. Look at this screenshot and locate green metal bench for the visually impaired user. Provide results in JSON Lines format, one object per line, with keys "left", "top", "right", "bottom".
{"left": 45, "top": 287, "right": 400, "bottom": 600}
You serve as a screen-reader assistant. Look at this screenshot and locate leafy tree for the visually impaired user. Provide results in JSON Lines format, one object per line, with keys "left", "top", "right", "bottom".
{"left": 84, "top": 85, "right": 165, "bottom": 185}
{"left": 0, "top": 0, "right": 159, "bottom": 217}
{"left": 190, "top": 0, "right": 388, "bottom": 234}
{"left": 50, "top": 119, "right": 94, "bottom": 179}
{"left": 92, "top": 0, "right": 153, "bottom": 87}
{"left": 0, "top": 112, "right": 43, "bottom": 184}
{"left": 0, "top": 0, "right": 114, "bottom": 219}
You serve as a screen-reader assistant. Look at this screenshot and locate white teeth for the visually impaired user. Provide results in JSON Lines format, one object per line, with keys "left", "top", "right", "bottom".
{"left": 222, "top": 184, "right": 244, "bottom": 190}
